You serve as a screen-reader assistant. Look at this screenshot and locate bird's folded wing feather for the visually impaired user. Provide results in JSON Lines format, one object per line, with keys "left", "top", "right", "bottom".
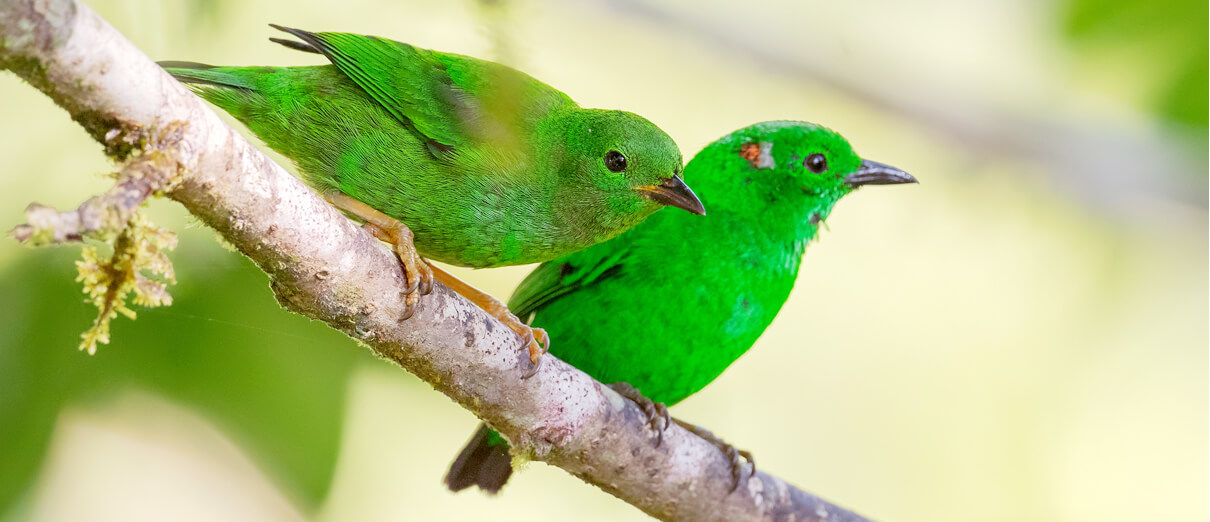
{"left": 273, "top": 26, "right": 573, "bottom": 151}
{"left": 508, "top": 247, "right": 630, "bottom": 319}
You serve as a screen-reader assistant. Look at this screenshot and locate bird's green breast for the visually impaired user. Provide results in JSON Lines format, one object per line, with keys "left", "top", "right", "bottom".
{"left": 532, "top": 205, "right": 813, "bottom": 405}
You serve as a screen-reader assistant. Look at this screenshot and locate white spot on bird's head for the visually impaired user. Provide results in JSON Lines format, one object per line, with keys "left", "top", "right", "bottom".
{"left": 739, "top": 142, "right": 775, "bottom": 169}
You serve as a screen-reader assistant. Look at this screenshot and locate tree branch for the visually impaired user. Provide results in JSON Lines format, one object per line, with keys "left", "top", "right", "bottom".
{"left": 12, "top": 126, "right": 185, "bottom": 245}
{"left": 0, "top": 2, "right": 871, "bottom": 520}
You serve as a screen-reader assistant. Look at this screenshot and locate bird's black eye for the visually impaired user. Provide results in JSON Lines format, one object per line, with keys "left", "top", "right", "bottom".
{"left": 604, "top": 150, "right": 628, "bottom": 173}
{"left": 805, "top": 153, "right": 827, "bottom": 173}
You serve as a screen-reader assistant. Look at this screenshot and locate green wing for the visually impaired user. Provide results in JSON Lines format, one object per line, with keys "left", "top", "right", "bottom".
{"left": 508, "top": 247, "right": 631, "bottom": 320}
{"left": 270, "top": 25, "right": 572, "bottom": 151}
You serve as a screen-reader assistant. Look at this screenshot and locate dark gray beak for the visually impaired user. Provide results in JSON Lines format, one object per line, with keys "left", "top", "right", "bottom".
{"left": 635, "top": 175, "right": 706, "bottom": 216}
{"left": 844, "top": 160, "right": 917, "bottom": 187}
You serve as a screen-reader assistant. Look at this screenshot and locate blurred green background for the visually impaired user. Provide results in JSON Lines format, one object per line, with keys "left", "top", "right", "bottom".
{"left": 1, "top": 0, "right": 1205, "bottom": 521}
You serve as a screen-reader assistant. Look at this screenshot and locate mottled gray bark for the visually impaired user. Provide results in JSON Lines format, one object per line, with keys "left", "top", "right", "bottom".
{"left": 0, "top": 1, "right": 871, "bottom": 520}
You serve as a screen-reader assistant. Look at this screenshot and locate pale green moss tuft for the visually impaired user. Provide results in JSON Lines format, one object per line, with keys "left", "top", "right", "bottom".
{"left": 76, "top": 211, "right": 177, "bottom": 354}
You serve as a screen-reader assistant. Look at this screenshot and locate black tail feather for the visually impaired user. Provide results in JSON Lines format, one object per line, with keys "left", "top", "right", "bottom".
{"left": 268, "top": 24, "right": 333, "bottom": 56}
{"left": 269, "top": 37, "right": 320, "bottom": 54}
{"left": 444, "top": 424, "right": 514, "bottom": 494}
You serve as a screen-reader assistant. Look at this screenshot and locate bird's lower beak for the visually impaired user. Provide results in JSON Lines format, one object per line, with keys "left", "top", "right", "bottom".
{"left": 635, "top": 175, "right": 706, "bottom": 216}
{"left": 844, "top": 160, "right": 918, "bottom": 187}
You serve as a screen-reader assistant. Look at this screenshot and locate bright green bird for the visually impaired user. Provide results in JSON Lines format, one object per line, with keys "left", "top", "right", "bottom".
{"left": 444, "top": 120, "right": 916, "bottom": 493}
{"left": 162, "top": 26, "right": 703, "bottom": 362}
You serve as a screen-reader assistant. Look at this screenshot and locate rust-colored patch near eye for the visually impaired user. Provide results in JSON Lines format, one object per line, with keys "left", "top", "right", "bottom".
{"left": 739, "top": 142, "right": 761, "bottom": 167}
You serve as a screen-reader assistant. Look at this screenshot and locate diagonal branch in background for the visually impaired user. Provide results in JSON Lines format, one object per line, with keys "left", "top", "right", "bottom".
{"left": 588, "top": 0, "right": 1207, "bottom": 216}
{"left": 0, "top": 1, "right": 872, "bottom": 520}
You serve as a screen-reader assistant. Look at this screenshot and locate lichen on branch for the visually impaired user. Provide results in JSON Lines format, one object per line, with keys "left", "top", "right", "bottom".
{"left": 11, "top": 120, "right": 188, "bottom": 353}
{"left": 75, "top": 211, "right": 176, "bottom": 354}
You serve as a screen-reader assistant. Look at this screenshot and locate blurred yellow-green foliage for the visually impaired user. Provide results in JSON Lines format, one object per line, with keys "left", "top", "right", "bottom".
{"left": 0, "top": 0, "right": 1205, "bottom": 521}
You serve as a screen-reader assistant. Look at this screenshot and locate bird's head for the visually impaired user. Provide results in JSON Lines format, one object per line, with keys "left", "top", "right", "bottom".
{"left": 554, "top": 109, "right": 704, "bottom": 224}
{"left": 687, "top": 121, "right": 915, "bottom": 228}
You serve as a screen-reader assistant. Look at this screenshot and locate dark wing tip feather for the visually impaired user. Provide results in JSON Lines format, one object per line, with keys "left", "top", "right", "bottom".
{"left": 268, "top": 24, "right": 345, "bottom": 65}
{"left": 267, "top": 23, "right": 297, "bottom": 34}
{"left": 269, "top": 24, "right": 325, "bottom": 49}
{"left": 268, "top": 37, "right": 320, "bottom": 54}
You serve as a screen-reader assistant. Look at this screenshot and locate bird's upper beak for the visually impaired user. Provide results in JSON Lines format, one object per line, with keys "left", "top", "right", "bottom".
{"left": 844, "top": 160, "right": 918, "bottom": 187}
{"left": 635, "top": 175, "right": 706, "bottom": 216}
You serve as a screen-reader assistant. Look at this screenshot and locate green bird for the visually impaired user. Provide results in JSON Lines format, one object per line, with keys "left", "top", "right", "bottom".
{"left": 162, "top": 25, "right": 703, "bottom": 363}
{"left": 444, "top": 120, "right": 916, "bottom": 493}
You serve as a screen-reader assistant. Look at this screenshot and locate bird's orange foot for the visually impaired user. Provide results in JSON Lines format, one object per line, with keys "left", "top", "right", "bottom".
{"left": 324, "top": 193, "right": 433, "bottom": 320}
{"left": 427, "top": 264, "right": 549, "bottom": 377}
{"left": 362, "top": 221, "right": 433, "bottom": 318}
{"left": 609, "top": 382, "right": 671, "bottom": 446}
{"left": 674, "top": 418, "right": 755, "bottom": 492}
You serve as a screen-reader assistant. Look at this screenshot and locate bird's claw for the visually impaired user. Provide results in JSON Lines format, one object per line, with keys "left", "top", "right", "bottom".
{"left": 395, "top": 270, "right": 422, "bottom": 322}
{"left": 416, "top": 264, "right": 549, "bottom": 377}
{"left": 420, "top": 262, "right": 552, "bottom": 379}
{"left": 399, "top": 297, "right": 417, "bottom": 321}
{"left": 724, "top": 445, "right": 756, "bottom": 493}
{"left": 521, "top": 353, "right": 543, "bottom": 379}
{"left": 390, "top": 250, "right": 427, "bottom": 322}
{"left": 518, "top": 326, "right": 549, "bottom": 379}
{"left": 609, "top": 382, "right": 670, "bottom": 446}
{"left": 647, "top": 401, "right": 671, "bottom": 446}
{"left": 396, "top": 247, "right": 432, "bottom": 312}
{"left": 401, "top": 270, "right": 420, "bottom": 295}
{"left": 673, "top": 419, "right": 755, "bottom": 493}
{"left": 606, "top": 384, "right": 753, "bottom": 490}
{"left": 529, "top": 327, "right": 549, "bottom": 363}
{"left": 355, "top": 218, "right": 431, "bottom": 322}
{"left": 520, "top": 327, "right": 549, "bottom": 379}
{"left": 323, "top": 193, "right": 432, "bottom": 323}
{"left": 420, "top": 270, "right": 434, "bottom": 296}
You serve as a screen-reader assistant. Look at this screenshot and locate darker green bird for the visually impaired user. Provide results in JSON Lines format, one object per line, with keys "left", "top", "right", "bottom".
{"left": 162, "top": 26, "right": 703, "bottom": 363}
{"left": 445, "top": 120, "right": 916, "bottom": 493}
